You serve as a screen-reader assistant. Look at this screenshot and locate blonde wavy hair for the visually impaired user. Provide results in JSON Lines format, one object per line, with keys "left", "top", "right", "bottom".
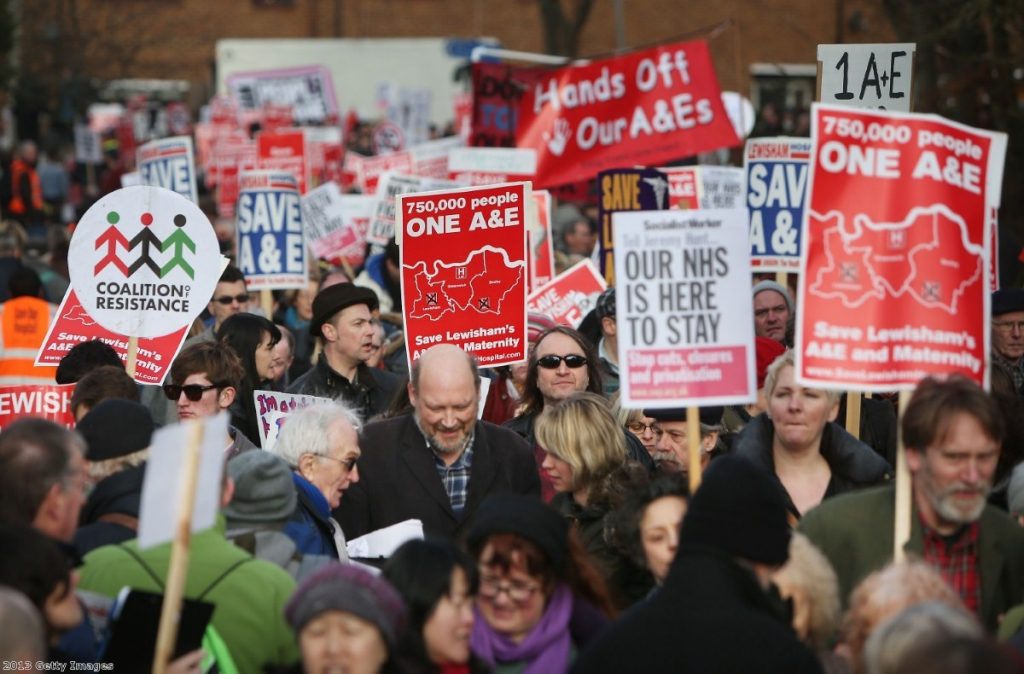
{"left": 535, "top": 391, "right": 627, "bottom": 495}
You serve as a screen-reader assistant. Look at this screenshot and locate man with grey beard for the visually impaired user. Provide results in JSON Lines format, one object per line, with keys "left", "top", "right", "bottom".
{"left": 337, "top": 344, "right": 540, "bottom": 540}
{"left": 800, "top": 376, "right": 1024, "bottom": 632}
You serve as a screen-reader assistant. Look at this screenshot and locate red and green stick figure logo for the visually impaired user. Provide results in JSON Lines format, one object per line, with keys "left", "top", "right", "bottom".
{"left": 94, "top": 211, "right": 130, "bottom": 275}
{"left": 160, "top": 214, "right": 196, "bottom": 279}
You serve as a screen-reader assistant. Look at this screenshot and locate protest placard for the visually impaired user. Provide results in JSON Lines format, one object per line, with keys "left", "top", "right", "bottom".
{"left": 613, "top": 208, "right": 756, "bottom": 409}
{"left": 744, "top": 138, "right": 811, "bottom": 272}
{"left": 137, "top": 136, "right": 199, "bottom": 204}
{"left": 0, "top": 384, "right": 75, "bottom": 431}
{"left": 36, "top": 290, "right": 188, "bottom": 385}
{"left": 67, "top": 186, "right": 221, "bottom": 339}
{"left": 301, "top": 185, "right": 375, "bottom": 269}
{"left": 796, "top": 104, "right": 1006, "bottom": 390}
{"left": 448, "top": 147, "right": 537, "bottom": 185}
{"left": 409, "top": 135, "right": 465, "bottom": 179}
{"left": 661, "top": 166, "right": 700, "bottom": 208}
{"left": 354, "top": 151, "right": 414, "bottom": 194}
{"left": 74, "top": 123, "right": 103, "bottom": 165}
{"left": 528, "top": 190, "right": 555, "bottom": 291}
{"left": 598, "top": 168, "right": 669, "bottom": 285}
{"left": 254, "top": 390, "right": 322, "bottom": 450}
{"left": 699, "top": 167, "right": 745, "bottom": 209}
{"left": 305, "top": 126, "right": 344, "bottom": 189}
{"left": 470, "top": 61, "right": 543, "bottom": 148}
{"left": 368, "top": 172, "right": 461, "bottom": 245}
{"left": 257, "top": 129, "right": 309, "bottom": 194}
{"left": 226, "top": 65, "right": 339, "bottom": 125}
{"left": 817, "top": 44, "right": 916, "bottom": 112}
{"left": 236, "top": 170, "right": 307, "bottom": 290}
{"left": 517, "top": 39, "right": 738, "bottom": 188}
{"left": 399, "top": 182, "right": 529, "bottom": 367}
{"left": 527, "top": 259, "right": 607, "bottom": 328}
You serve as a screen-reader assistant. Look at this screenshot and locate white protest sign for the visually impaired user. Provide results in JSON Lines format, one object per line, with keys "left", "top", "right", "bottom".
{"left": 137, "top": 413, "right": 229, "bottom": 550}
{"left": 236, "top": 170, "right": 308, "bottom": 290}
{"left": 120, "top": 172, "right": 141, "bottom": 188}
{"left": 613, "top": 209, "right": 756, "bottom": 408}
{"left": 254, "top": 389, "right": 322, "bottom": 450}
{"left": 68, "top": 186, "right": 220, "bottom": 338}
{"left": 817, "top": 43, "right": 916, "bottom": 111}
{"left": 448, "top": 147, "right": 537, "bottom": 185}
{"left": 368, "top": 172, "right": 461, "bottom": 245}
{"left": 137, "top": 136, "right": 199, "bottom": 204}
{"left": 74, "top": 123, "right": 103, "bottom": 165}
{"left": 698, "top": 167, "right": 745, "bottom": 209}
{"left": 409, "top": 135, "right": 465, "bottom": 179}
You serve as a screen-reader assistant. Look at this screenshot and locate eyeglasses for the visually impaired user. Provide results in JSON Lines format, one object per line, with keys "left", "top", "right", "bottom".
{"left": 478, "top": 574, "right": 540, "bottom": 603}
{"left": 536, "top": 354, "right": 588, "bottom": 370}
{"left": 313, "top": 453, "right": 359, "bottom": 472}
{"left": 627, "top": 421, "right": 664, "bottom": 438}
{"left": 162, "top": 383, "right": 221, "bottom": 401}
{"left": 993, "top": 320, "right": 1024, "bottom": 333}
{"left": 212, "top": 293, "right": 250, "bottom": 305}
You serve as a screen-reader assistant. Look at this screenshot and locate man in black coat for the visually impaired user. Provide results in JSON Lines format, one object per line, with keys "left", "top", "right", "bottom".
{"left": 337, "top": 344, "right": 540, "bottom": 541}
{"left": 571, "top": 455, "right": 823, "bottom": 674}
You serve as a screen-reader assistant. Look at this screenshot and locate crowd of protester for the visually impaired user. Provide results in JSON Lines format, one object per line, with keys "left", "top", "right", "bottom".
{"left": 1, "top": 122, "right": 1024, "bottom": 673}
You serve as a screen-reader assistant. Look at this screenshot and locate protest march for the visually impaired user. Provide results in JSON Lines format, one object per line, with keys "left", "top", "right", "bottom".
{"left": 3, "top": 6, "right": 1024, "bottom": 674}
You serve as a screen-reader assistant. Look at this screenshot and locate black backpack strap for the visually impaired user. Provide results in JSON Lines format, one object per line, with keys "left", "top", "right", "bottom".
{"left": 116, "top": 544, "right": 165, "bottom": 590}
{"left": 196, "top": 558, "right": 253, "bottom": 602}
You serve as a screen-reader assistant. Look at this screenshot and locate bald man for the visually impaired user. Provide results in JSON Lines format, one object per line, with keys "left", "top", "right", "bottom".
{"left": 337, "top": 344, "right": 540, "bottom": 540}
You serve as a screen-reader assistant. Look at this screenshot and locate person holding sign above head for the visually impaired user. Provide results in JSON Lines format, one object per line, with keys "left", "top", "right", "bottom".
{"left": 288, "top": 282, "right": 400, "bottom": 421}
{"left": 990, "top": 288, "right": 1024, "bottom": 399}
{"left": 270, "top": 401, "right": 361, "bottom": 561}
{"left": 338, "top": 344, "right": 540, "bottom": 542}
{"left": 734, "top": 350, "right": 890, "bottom": 523}
{"left": 752, "top": 279, "right": 794, "bottom": 346}
{"left": 163, "top": 341, "right": 255, "bottom": 459}
{"left": 799, "top": 376, "right": 1024, "bottom": 632}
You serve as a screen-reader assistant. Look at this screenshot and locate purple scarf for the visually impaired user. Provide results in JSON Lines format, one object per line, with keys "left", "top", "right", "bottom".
{"left": 470, "top": 583, "right": 574, "bottom": 674}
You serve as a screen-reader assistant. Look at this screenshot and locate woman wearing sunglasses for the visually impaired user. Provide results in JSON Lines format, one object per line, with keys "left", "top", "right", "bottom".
{"left": 466, "top": 495, "right": 614, "bottom": 674}
{"left": 218, "top": 313, "right": 282, "bottom": 447}
{"left": 535, "top": 392, "right": 653, "bottom": 608}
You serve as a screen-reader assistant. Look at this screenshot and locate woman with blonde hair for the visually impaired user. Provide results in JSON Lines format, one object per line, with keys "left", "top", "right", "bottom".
{"left": 536, "top": 391, "right": 651, "bottom": 607}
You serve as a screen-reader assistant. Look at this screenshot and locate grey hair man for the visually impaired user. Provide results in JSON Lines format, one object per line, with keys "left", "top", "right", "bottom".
{"left": 270, "top": 400, "right": 362, "bottom": 560}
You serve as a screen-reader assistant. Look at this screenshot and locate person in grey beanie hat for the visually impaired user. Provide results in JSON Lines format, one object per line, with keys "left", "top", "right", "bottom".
{"left": 285, "top": 562, "right": 407, "bottom": 674}
{"left": 224, "top": 451, "right": 330, "bottom": 582}
{"left": 752, "top": 279, "right": 794, "bottom": 344}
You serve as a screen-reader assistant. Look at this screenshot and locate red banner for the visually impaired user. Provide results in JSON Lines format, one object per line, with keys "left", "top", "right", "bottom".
{"left": 36, "top": 289, "right": 189, "bottom": 386}
{"left": 0, "top": 384, "right": 76, "bottom": 431}
{"left": 796, "top": 104, "right": 1007, "bottom": 390}
{"left": 399, "top": 182, "right": 528, "bottom": 367}
{"left": 257, "top": 129, "right": 308, "bottom": 194}
{"left": 516, "top": 39, "right": 738, "bottom": 188}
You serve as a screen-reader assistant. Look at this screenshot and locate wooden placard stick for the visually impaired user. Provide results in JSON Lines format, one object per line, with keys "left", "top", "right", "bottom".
{"left": 125, "top": 335, "right": 139, "bottom": 378}
{"left": 892, "top": 389, "right": 913, "bottom": 562}
{"left": 845, "top": 391, "right": 862, "bottom": 440}
{"left": 152, "top": 421, "right": 205, "bottom": 674}
{"left": 261, "top": 289, "right": 274, "bottom": 318}
{"left": 687, "top": 406, "right": 702, "bottom": 493}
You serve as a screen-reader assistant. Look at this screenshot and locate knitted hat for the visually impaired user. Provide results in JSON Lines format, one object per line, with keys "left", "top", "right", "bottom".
{"left": 310, "top": 283, "right": 379, "bottom": 338}
{"left": 992, "top": 289, "right": 1024, "bottom": 317}
{"left": 751, "top": 280, "right": 794, "bottom": 314}
{"left": 223, "top": 451, "right": 297, "bottom": 528}
{"left": 755, "top": 337, "right": 787, "bottom": 389}
{"left": 678, "top": 455, "right": 790, "bottom": 566}
{"left": 466, "top": 494, "right": 569, "bottom": 574}
{"left": 76, "top": 399, "right": 155, "bottom": 462}
{"left": 643, "top": 406, "right": 724, "bottom": 428}
{"left": 285, "top": 562, "right": 407, "bottom": 647}
{"left": 595, "top": 287, "right": 616, "bottom": 320}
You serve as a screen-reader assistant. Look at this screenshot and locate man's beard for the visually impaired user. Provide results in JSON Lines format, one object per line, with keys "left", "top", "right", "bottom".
{"left": 415, "top": 412, "right": 470, "bottom": 455}
{"left": 921, "top": 466, "right": 989, "bottom": 526}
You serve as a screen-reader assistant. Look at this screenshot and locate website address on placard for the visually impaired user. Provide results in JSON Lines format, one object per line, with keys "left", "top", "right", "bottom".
{"left": 805, "top": 366, "right": 931, "bottom": 382}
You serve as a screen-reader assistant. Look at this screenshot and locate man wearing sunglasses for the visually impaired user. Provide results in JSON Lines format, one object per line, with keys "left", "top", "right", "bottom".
{"left": 201, "top": 265, "right": 252, "bottom": 342}
{"left": 164, "top": 342, "right": 253, "bottom": 458}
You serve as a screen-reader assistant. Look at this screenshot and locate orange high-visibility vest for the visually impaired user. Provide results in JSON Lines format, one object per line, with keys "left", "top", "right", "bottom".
{"left": 8, "top": 159, "right": 43, "bottom": 215}
{"left": 0, "top": 296, "right": 58, "bottom": 384}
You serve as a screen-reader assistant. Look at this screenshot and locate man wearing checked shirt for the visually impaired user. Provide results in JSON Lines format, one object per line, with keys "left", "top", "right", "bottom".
{"left": 338, "top": 344, "right": 540, "bottom": 541}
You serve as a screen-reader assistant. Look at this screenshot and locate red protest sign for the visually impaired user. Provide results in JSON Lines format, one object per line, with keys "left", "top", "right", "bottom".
{"left": 257, "top": 129, "right": 309, "bottom": 194}
{"left": 0, "top": 384, "right": 76, "bottom": 431}
{"left": 36, "top": 289, "right": 189, "bottom": 385}
{"left": 400, "top": 182, "right": 529, "bottom": 367}
{"left": 528, "top": 190, "right": 555, "bottom": 292}
{"left": 796, "top": 104, "right": 1007, "bottom": 390}
{"left": 527, "top": 259, "right": 606, "bottom": 328}
{"left": 517, "top": 39, "right": 738, "bottom": 188}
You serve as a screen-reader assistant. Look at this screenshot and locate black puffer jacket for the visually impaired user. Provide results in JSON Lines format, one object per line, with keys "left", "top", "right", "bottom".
{"left": 733, "top": 414, "right": 892, "bottom": 521}
{"left": 73, "top": 464, "right": 144, "bottom": 557}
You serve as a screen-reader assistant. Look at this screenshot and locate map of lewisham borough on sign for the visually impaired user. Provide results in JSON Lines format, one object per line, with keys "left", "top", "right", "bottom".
{"left": 809, "top": 204, "right": 983, "bottom": 314}
{"left": 407, "top": 246, "right": 525, "bottom": 321}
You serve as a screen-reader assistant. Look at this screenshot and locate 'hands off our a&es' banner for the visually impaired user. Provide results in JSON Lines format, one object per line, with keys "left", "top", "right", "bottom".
{"left": 237, "top": 170, "right": 308, "bottom": 290}
{"left": 516, "top": 39, "right": 738, "bottom": 188}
